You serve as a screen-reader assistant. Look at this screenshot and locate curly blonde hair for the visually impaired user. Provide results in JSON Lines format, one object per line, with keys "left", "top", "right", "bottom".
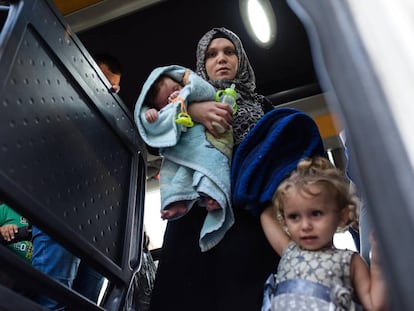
{"left": 272, "top": 157, "right": 359, "bottom": 231}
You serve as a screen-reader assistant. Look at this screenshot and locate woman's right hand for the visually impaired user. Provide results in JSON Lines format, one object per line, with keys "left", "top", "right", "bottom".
{"left": 188, "top": 101, "right": 232, "bottom": 138}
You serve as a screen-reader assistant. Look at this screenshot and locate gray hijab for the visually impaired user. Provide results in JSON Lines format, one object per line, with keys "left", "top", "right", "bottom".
{"left": 196, "top": 27, "right": 271, "bottom": 145}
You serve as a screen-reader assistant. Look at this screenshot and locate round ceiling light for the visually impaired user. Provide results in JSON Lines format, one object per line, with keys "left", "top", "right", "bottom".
{"left": 239, "top": 0, "right": 277, "bottom": 48}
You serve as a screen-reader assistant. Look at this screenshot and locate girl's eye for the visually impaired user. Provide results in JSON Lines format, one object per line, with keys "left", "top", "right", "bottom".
{"left": 286, "top": 213, "right": 299, "bottom": 220}
{"left": 311, "top": 210, "right": 323, "bottom": 217}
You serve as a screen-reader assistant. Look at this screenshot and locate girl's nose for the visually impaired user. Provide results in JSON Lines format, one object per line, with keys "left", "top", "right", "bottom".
{"left": 301, "top": 219, "right": 312, "bottom": 231}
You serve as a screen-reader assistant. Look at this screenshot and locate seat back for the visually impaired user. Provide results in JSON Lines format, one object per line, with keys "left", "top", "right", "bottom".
{"left": 0, "top": 1, "right": 147, "bottom": 310}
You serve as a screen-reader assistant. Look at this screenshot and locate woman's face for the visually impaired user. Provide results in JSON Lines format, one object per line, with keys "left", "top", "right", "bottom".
{"left": 205, "top": 38, "right": 238, "bottom": 80}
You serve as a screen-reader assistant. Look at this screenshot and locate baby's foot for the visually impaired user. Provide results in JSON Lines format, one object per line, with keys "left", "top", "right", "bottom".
{"left": 161, "top": 205, "right": 188, "bottom": 220}
{"left": 205, "top": 198, "right": 220, "bottom": 212}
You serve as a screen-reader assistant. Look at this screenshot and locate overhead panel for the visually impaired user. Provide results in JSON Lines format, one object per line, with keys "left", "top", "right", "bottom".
{"left": 52, "top": 0, "right": 103, "bottom": 15}
{"left": 53, "top": 0, "right": 165, "bottom": 32}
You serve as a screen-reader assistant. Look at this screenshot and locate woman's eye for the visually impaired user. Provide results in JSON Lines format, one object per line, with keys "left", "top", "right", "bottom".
{"left": 206, "top": 51, "right": 217, "bottom": 58}
{"left": 225, "top": 49, "right": 236, "bottom": 56}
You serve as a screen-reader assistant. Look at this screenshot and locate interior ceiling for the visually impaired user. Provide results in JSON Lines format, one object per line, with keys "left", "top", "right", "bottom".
{"left": 55, "top": 0, "right": 319, "bottom": 112}
{"left": 56, "top": 0, "right": 164, "bottom": 33}
{"left": 52, "top": 0, "right": 103, "bottom": 16}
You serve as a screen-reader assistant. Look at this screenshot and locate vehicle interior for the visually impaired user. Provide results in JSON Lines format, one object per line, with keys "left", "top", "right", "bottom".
{"left": 57, "top": 0, "right": 350, "bottom": 250}
{"left": 1, "top": 0, "right": 412, "bottom": 310}
{"left": 64, "top": 0, "right": 347, "bottom": 248}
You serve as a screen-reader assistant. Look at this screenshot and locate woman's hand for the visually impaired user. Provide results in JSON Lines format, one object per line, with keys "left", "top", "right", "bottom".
{"left": 188, "top": 101, "right": 232, "bottom": 138}
{"left": 0, "top": 224, "right": 18, "bottom": 242}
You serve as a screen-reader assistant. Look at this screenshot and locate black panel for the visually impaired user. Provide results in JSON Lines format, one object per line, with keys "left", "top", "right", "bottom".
{"left": 1, "top": 24, "right": 133, "bottom": 263}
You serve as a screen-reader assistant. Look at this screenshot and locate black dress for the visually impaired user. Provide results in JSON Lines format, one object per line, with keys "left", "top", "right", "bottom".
{"left": 149, "top": 201, "right": 279, "bottom": 311}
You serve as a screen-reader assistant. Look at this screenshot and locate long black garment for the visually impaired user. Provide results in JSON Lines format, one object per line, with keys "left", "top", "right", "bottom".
{"left": 149, "top": 204, "right": 278, "bottom": 311}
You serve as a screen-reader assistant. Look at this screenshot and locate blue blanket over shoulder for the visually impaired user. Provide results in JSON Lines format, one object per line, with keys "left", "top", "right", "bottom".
{"left": 231, "top": 107, "right": 325, "bottom": 216}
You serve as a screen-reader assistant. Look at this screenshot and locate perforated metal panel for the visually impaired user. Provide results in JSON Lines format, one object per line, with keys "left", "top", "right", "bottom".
{"left": 0, "top": 1, "right": 146, "bottom": 309}
{"left": 2, "top": 28, "right": 135, "bottom": 262}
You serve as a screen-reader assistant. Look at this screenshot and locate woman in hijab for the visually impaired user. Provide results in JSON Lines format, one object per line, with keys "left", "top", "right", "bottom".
{"left": 149, "top": 27, "right": 278, "bottom": 311}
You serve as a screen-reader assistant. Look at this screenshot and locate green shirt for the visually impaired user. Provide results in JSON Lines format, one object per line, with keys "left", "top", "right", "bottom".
{"left": 0, "top": 203, "right": 32, "bottom": 263}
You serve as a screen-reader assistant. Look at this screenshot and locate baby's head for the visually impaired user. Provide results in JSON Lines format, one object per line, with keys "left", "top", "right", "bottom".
{"left": 146, "top": 75, "right": 182, "bottom": 110}
{"left": 272, "top": 157, "right": 359, "bottom": 249}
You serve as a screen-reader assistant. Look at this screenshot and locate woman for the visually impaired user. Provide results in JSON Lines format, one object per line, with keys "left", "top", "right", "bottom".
{"left": 149, "top": 27, "right": 278, "bottom": 311}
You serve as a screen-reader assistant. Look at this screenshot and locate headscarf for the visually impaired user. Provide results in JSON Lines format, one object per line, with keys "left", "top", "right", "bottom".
{"left": 196, "top": 27, "right": 272, "bottom": 145}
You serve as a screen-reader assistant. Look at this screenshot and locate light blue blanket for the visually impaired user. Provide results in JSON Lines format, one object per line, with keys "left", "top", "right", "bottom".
{"left": 134, "top": 65, "right": 234, "bottom": 251}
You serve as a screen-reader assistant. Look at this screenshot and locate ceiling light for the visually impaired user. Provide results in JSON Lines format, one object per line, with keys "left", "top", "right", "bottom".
{"left": 240, "top": 0, "right": 277, "bottom": 48}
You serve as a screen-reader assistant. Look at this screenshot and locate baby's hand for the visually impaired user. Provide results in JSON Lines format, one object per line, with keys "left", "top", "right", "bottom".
{"left": 0, "top": 224, "right": 18, "bottom": 242}
{"left": 145, "top": 108, "right": 159, "bottom": 123}
{"left": 168, "top": 90, "right": 180, "bottom": 102}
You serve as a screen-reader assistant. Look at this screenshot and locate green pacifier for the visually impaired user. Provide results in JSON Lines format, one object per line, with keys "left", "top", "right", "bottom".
{"left": 175, "top": 112, "right": 194, "bottom": 127}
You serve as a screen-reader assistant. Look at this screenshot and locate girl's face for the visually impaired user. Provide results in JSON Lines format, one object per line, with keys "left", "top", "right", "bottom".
{"left": 205, "top": 38, "right": 238, "bottom": 80}
{"left": 153, "top": 76, "right": 182, "bottom": 110}
{"left": 282, "top": 183, "right": 346, "bottom": 251}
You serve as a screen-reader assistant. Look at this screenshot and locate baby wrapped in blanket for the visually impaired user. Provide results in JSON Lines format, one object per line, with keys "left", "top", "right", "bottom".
{"left": 134, "top": 65, "right": 234, "bottom": 252}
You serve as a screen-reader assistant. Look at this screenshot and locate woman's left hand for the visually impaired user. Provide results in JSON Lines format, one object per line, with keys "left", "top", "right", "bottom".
{"left": 188, "top": 101, "right": 232, "bottom": 138}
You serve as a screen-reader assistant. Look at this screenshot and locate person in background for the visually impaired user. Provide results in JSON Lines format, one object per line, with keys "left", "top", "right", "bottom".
{"left": 260, "top": 157, "right": 388, "bottom": 311}
{"left": 0, "top": 202, "right": 32, "bottom": 262}
{"left": 31, "top": 53, "right": 122, "bottom": 309}
{"left": 93, "top": 53, "right": 122, "bottom": 94}
{"left": 148, "top": 27, "right": 279, "bottom": 311}
{"left": 0, "top": 202, "right": 32, "bottom": 292}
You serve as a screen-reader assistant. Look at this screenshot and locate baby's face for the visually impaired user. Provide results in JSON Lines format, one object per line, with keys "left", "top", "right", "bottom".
{"left": 153, "top": 76, "right": 182, "bottom": 110}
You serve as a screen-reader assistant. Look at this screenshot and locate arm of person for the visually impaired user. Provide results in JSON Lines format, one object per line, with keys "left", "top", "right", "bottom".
{"left": 138, "top": 103, "right": 184, "bottom": 148}
{"left": 187, "top": 101, "right": 232, "bottom": 138}
{"left": 351, "top": 234, "right": 389, "bottom": 310}
{"left": 260, "top": 206, "right": 291, "bottom": 256}
{"left": 140, "top": 104, "right": 178, "bottom": 135}
{"left": 0, "top": 224, "right": 18, "bottom": 242}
